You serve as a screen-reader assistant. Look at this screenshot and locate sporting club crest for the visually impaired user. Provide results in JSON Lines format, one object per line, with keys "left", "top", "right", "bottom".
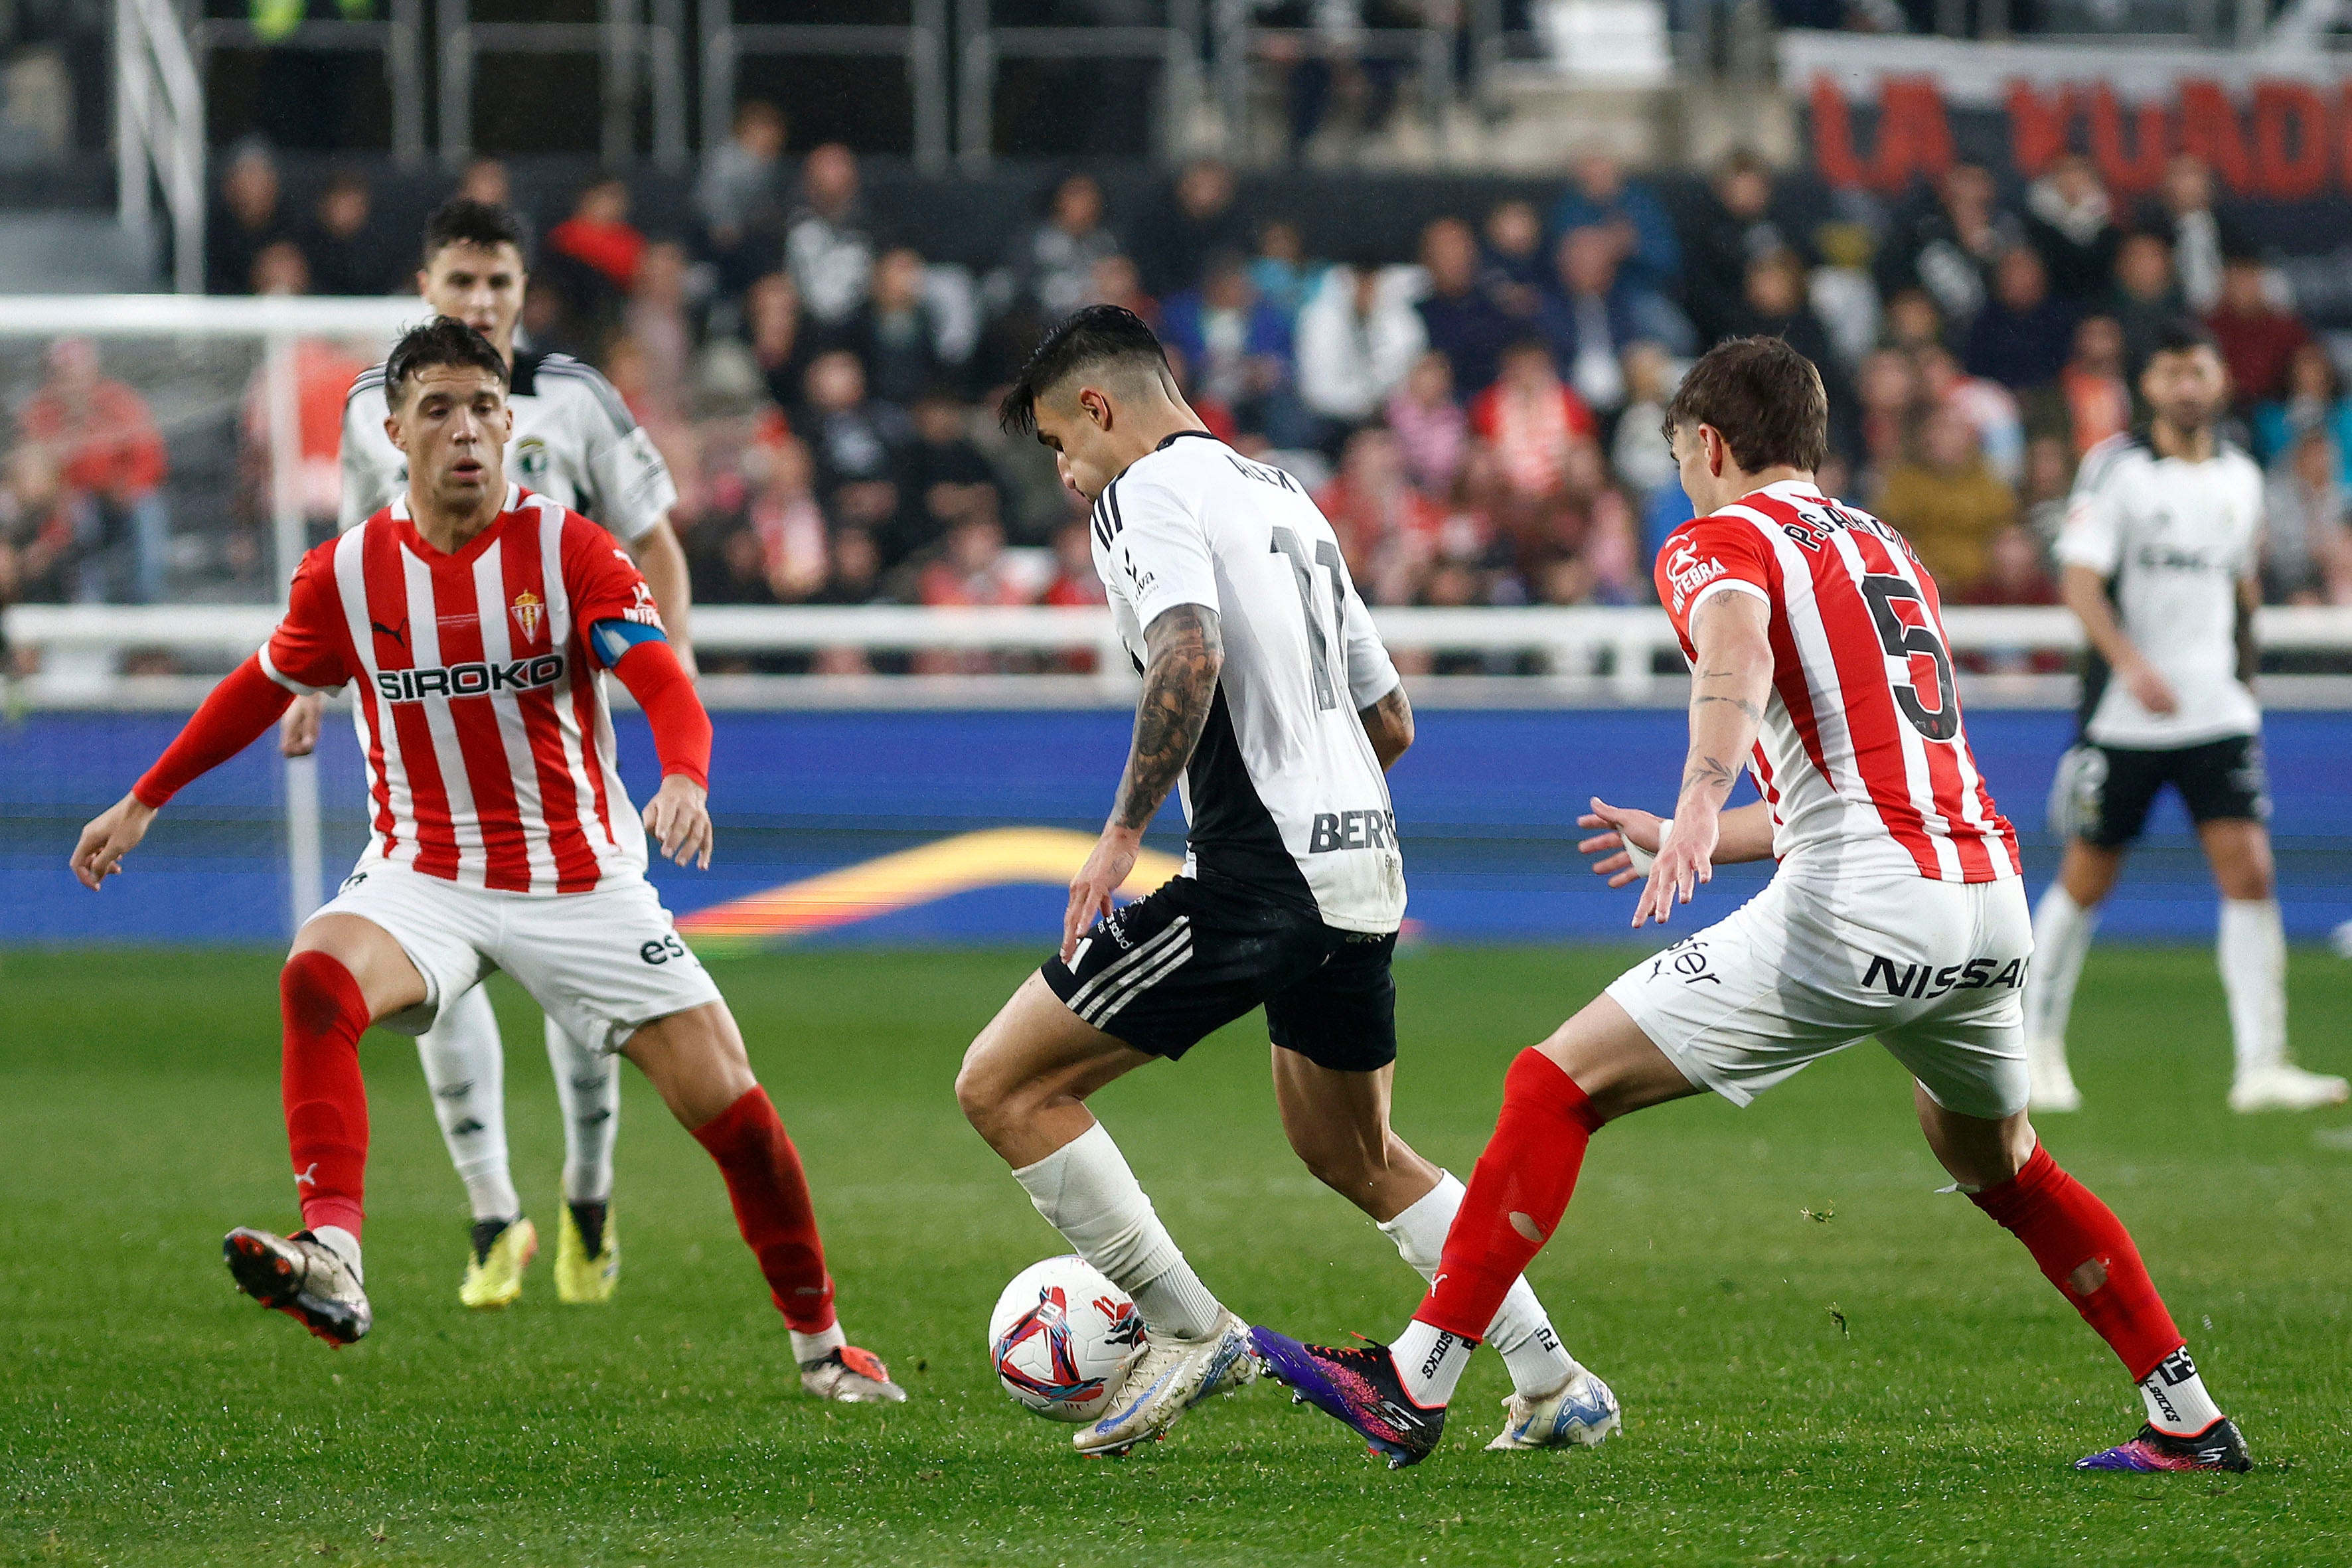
{"left": 510, "top": 589, "right": 545, "bottom": 643}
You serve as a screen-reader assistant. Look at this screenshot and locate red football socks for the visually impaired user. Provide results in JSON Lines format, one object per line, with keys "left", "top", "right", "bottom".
{"left": 1969, "top": 1144, "right": 2184, "bottom": 1381}
{"left": 279, "top": 951, "right": 372, "bottom": 1239}
{"left": 692, "top": 1087, "right": 837, "bottom": 1334}
{"left": 1417, "top": 1049, "right": 1605, "bottom": 1342}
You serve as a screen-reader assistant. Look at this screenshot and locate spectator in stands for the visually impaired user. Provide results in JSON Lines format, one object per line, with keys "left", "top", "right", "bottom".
{"left": 208, "top": 139, "right": 284, "bottom": 296}
{"left": 1315, "top": 426, "right": 1443, "bottom": 605}
{"left": 801, "top": 349, "right": 905, "bottom": 542}
{"left": 19, "top": 337, "right": 169, "bottom": 603}
{"left": 698, "top": 100, "right": 790, "bottom": 297}
{"left": 2023, "top": 152, "right": 2118, "bottom": 303}
{"left": 1964, "top": 246, "right": 2075, "bottom": 393}
{"left": 1470, "top": 337, "right": 1597, "bottom": 559}
{"left": 1539, "top": 224, "right": 1692, "bottom": 416}
{"left": 1610, "top": 341, "right": 1679, "bottom": 509}
{"left": 812, "top": 526, "right": 884, "bottom": 610}
{"left": 2037, "top": 313, "right": 2132, "bottom": 458}
{"left": 894, "top": 384, "right": 1011, "bottom": 564}
{"left": 1130, "top": 157, "right": 1248, "bottom": 299}
{"left": 1731, "top": 246, "right": 1855, "bottom": 457}
{"left": 1481, "top": 199, "right": 1549, "bottom": 324}
{"left": 835, "top": 246, "right": 954, "bottom": 410}
{"left": 746, "top": 433, "right": 830, "bottom": 603}
{"left": 745, "top": 271, "right": 816, "bottom": 417}
{"left": 787, "top": 143, "right": 879, "bottom": 329}
{"left": 1916, "top": 341, "right": 2025, "bottom": 483}
{"left": 1158, "top": 252, "right": 1306, "bottom": 447}
{"left": 2106, "top": 229, "right": 2184, "bottom": 376}
{"left": 548, "top": 173, "right": 647, "bottom": 295}
{"left": 1294, "top": 256, "right": 1427, "bottom": 435}
{"left": 1040, "top": 518, "right": 1108, "bottom": 608}
{"left": 1680, "top": 147, "right": 1802, "bottom": 347}
{"left": 1385, "top": 349, "right": 1468, "bottom": 499}
{"left": 1881, "top": 287, "right": 1945, "bottom": 354}
{"left": 238, "top": 255, "right": 366, "bottom": 550}
{"left": 0, "top": 444, "right": 70, "bottom": 609}
{"left": 296, "top": 165, "right": 398, "bottom": 296}
{"left": 1083, "top": 254, "right": 1158, "bottom": 325}
{"left": 1249, "top": 219, "right": 1316, "bottom": 325}
{"left": 2263, "top": 426, "right": 2352, "bottom": 604}
{"left": 250, "top": 240, "right": 309, "bottom": 297}
{"left": 625, "top": 241, "right": 694, "bottom": 430}
{"left": 1874, "top": 162, "right": 2019, "bottom": 336}
{"left": 457, "top": 155, "right": 512, "bottom": 210}
{"left": 2020, "top": 433, "right": 2074, "bottom": 554}
{"left": 2142, "top": 154, "right": 2242, "bottom": 315}
{"left": 917, "top": 514, "right": 1027, "bottom": 674}
{"left": 1548, "top": 151, "right": 1679, "bottom": 294}
{"left": 1873, "top": 403, "right": 2016, "bottom": 592}
{"left": 2207, "top": 252, "right": 2309, "bottom": 414}
{"left": 1855, "top": 347, "right": 1919, "bottom": 493}
{"left": 1415, "top": 216, "right": 1515, "bottom": 398}
{"left": 1957, "top": 524, "right": 2060, "bottom": 609}
{"left": 1003, "top": 171, "right": 1121, "bottom": 324}
{"left": 2252, "top": 343, "right": 2352, "bottom": 478}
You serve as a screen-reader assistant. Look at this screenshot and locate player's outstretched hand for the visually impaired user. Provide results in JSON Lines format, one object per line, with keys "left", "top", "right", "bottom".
{"left": 1632, "top": 809, "right": 1718, "bottom": 929}
{"left": 279, "top": 692, "right": 325, "bottom": 757}
{"left": 71, "top": 793, "right": 157, "bottom": 890}
{"left": 643, "top": 775, "right": 714, "bottom": 869}
{"left": 1577, "top": 796, "right": 1666, "bottom": 889}
{"left": 1063, "top": 826, "right": 1140, "bottom": 963}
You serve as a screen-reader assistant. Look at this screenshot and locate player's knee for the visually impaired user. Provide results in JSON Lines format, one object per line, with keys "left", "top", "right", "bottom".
{"left": 279, "top": 949, "right": 363, "bottom": 1038}
{"left": 953, "top": 1045, "right": 1014, "bottom": 1140}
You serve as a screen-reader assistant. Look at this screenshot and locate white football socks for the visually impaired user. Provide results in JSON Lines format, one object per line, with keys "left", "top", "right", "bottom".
{"left": 1391, "top": 1318, "right": 1476, "bottom": 1407}
{"left": 1012, "top": 1121, "right": 1225, "bottom": 1342}
{"left": 415, "top": 984, "right": 520, "bottom": 1223}
{"left": 2024, "top": 883, "right": 2098, "bottom": 1052}
{"left": 2217, "top": 898, "right": 2288, "bottom": 1077}
{"left": 789, "top": 1322, "right": 847, "bottom": 1365}
{"left": 546, "top": 1015, "right": 621, "bottom": 1204}
{"left": 1378, "top": 1170, "right": 1582, "bottom": 1398}
{"left": 2140, "top": 1347, "right": 2225, "bottom": 1436}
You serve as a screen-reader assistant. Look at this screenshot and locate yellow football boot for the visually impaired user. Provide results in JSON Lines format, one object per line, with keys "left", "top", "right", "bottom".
{"left": 555, "top": 1201, "right": 619, "bottom": 1304}
{"left": 459, "top": 1216, "right": 538, "bottom": 1309}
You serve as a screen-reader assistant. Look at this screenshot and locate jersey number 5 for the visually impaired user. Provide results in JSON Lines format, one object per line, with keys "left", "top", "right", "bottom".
{"left": 1271, "top": 526, "right": 1345, "bottom": 712}
{"left": 1860, "top": 574, "right": 1960, "bottom": 742}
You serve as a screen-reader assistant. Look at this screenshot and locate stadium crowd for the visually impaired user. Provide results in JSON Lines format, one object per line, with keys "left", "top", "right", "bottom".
{"left": 7, "top": 124, "right": 2351, "bottom": 650}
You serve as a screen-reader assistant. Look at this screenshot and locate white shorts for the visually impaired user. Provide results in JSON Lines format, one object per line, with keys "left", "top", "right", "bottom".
{"left": 308, "top": 861, "right": 723, "bottom": 1054}
{"left": 1604, "top": 869, "right": 2033, "bottom": 1121}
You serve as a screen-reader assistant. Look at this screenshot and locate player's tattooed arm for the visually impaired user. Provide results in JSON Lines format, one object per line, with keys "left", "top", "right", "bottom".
{"left": 1636, "top": 589, "right": 1773, "bottom": 928}
{"left": 1110, "top": 603, "right": 1225, "bottom": 831}
{"left": 1358, "top": 683, "right": 1414, "bottom": 771}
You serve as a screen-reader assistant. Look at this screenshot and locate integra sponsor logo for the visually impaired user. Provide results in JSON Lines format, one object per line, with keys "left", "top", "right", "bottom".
{"left": 1666, "top": 543, "right": 1725, "bottom": 613}
{"left": 374, "top": 653, "right": 566, "bottom": 702}
{"left": 1308, "top": 809, "right": 1399, "bottom": 852}
{"left": 1863, "top": 953, "right": 2027, "bottom": 998}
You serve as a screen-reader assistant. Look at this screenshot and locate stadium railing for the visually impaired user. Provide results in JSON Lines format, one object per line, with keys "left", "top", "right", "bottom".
{"left": 699, "top": 0, "right": 950, "bottom": 173}
{"left": 440, "top": 0, "right": 690, "bottom": 169}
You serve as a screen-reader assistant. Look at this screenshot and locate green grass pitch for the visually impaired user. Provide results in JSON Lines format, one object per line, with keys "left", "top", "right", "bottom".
{"left": 3, "top": 943, "right": 2349, "bottom": 1567}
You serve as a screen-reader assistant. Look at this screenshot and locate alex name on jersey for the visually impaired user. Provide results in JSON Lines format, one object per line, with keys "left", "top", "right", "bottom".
{"left": 259, "top": 484, "right": 663, "bottom": 896}
{"left": 340, "top": 350, "right": 678, "bottom": 542}
{"left": 2055, "top": 431, "right": 2262, "bottom": 749}
{"left": 1659, "top": 479, "right": 2019, "bottom": 885}
{"left": 1090, "top": 431, "right": 1406, "bottom": 933}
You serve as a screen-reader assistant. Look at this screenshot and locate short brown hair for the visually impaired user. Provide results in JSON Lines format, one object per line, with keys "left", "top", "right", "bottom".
{"left": 1664, "top": 336, "right": 1829, "bottom": 474}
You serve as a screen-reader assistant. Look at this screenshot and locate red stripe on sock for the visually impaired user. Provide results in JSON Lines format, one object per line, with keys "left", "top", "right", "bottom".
{"left": 692, "top": 1087, "right": 838, "bottom": 1335}
{"left": 1970, "top": 1144, "right": 2184, "bottom": 1382}
{"left": 279, "top": 951, "right": 372, "bottom": 1239}
{"left": 1418, "top": 1049, "right": 1602, "bottom": 1342}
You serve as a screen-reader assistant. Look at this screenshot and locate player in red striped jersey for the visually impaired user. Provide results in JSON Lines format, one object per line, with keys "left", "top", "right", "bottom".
{"left": 1254, "top": 337, "right": 2248, "bottom": 1474}
{"left": 68, "top": 319, "right": 903, "bottom": 1402}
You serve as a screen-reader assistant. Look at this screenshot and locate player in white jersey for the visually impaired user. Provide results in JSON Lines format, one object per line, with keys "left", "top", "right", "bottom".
{"left": 2026, "top": 322, "right": 2346, "bottom": 1116}
{"left": 281, "top": 199, "right": 700, "bottom": 1310}
{"left": 954, "top": 307, "right": 1610, "bottom": 1459}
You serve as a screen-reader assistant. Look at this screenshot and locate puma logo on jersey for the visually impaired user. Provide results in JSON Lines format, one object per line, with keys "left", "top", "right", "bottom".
{"left": 370, "top": 617, "right": 410, "bottom": 649}
{"left": 1863, "top": 953, "right": 2027, "bottom": 998}
{"left": 374, "top": 653, "right": 566, "bottom": 702}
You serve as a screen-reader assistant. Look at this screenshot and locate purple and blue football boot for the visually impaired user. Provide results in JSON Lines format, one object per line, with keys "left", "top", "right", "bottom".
{"left": 1249, "top": 1327, "right": 1446, "bottom": 1468}
{"left": 2077, "top": 1418, "right": 2251, "bottom": 1473}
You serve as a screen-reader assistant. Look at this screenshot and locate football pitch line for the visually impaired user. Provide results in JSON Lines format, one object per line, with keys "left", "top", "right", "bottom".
{"left": 1, "top": 944, "right": 2347, "bottom": 1567}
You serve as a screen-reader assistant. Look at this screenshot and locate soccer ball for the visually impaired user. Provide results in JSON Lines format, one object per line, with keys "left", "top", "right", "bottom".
{"left": 986, "top": 1255, "right": 1148, "bottom": 1421}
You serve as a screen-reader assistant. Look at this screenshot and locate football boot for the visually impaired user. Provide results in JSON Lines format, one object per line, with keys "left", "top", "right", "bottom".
{"left": 1250, "top": 1326, "right": 1445, "bottom": 1468}
{"left": 224, "top": 1227, "right": 372, "bottom": 1346}
{"left": 459, "top": 1216, "right": 538, "bottom": 1309}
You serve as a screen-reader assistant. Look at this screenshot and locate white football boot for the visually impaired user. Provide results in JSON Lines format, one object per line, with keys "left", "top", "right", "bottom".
{"left": 1486, "top": 1367, "right": 1622, "bottom": 1451}
{"left": 1073, "top": 1308, "right": 1256, "bottom": 1456}
{"left": 223, "top": 1227, "right": 372, "bottom": 1346}
{"left": 2229, "top": 1062, "right": 2350, "bottom": 1113}
{"left": 799, "top": 1344, "right": 909, "bottom": 1403}
{"left": 2027, "top": 1040, "right": 2083, "bottom": 1113}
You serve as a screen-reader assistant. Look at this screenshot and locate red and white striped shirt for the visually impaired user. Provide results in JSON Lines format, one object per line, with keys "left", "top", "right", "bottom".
{"left": 260, "top": 484, "right": 663, "bottom": 895}
{"left": 1657, "top": 479, "right": 2019, "bottom": 884}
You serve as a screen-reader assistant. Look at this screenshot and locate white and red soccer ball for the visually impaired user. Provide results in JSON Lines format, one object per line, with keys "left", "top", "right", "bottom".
{"left": 987, "top": 1255, "right": 1148, "bottom": 1421}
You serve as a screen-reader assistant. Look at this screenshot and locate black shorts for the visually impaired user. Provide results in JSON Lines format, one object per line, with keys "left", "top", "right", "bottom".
{"left": 1040, "top": 874, "right": 1397, "bottom": 1073}
{"left": 2053, "top": 735, "right": 2269, "bottom": 849}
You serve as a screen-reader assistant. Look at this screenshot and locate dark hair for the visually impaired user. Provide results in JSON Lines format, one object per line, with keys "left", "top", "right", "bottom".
{"left": 998, "top": 304, "right": 1172, "bottom": 435}
{"left": 422, "top": 197, "right": 528, "bottom": 268}
{"left": 2149, "top": 317, "right": 2219, "bottom": 358}
{"left": 384, "top": 316, "right": 509, "bottom": 409}
{"left": 1664, "top": 335, "right": 1829, "bottom": 474}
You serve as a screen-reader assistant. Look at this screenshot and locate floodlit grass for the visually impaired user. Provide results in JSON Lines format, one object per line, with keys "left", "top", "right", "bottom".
{"left": 3, "top": 943, "right": 2347, "bottom": 1566}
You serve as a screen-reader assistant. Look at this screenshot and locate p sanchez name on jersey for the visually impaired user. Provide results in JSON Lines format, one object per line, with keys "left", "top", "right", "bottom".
{"left": 2055, "top": 430, "right": 2262, "bottom": 747}
{"left": 1090, "top": 431, "right": 1405, "bottom": 933}
{"left": 341, "top": 349, "right": 678, "bottom": 541}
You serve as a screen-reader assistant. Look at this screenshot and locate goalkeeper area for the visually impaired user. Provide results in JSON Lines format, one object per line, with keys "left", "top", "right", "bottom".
{"left": 3, "top": 944, "right": 2347, "bottom": 1567}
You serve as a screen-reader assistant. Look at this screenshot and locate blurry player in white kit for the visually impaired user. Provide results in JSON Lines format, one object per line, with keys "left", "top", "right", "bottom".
{"left": 70, "top": 319, "right": 901, "bottom": 1403}
{"left": 1256, "top": 337, "right": 2250, "bottom": 1475}
{"left": 280, "top": 198, "right": 701, "bottom": 1308}
{"left": 2026, "top": 321, "right": 2345, "bottom": 1115}
{"left": 956, "top": 307, "right": 1610, "bottom": 1460}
